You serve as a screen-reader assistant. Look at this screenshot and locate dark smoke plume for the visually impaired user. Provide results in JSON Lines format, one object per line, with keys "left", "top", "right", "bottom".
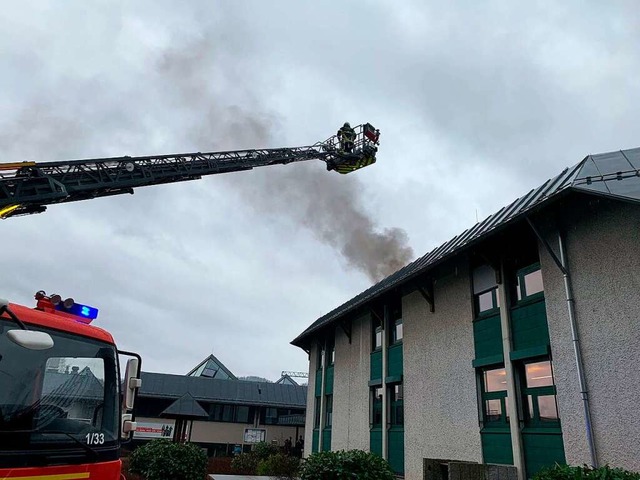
{"left": 158, "top": 36, "right": 414, "bottom": 283}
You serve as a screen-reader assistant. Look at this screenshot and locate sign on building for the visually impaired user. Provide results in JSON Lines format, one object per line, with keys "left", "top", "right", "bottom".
{"left": 243, "top": 428, "right": 266, "bottom": 443}
{"left": 134, "top": 421, "right": 176, "bottom": 439}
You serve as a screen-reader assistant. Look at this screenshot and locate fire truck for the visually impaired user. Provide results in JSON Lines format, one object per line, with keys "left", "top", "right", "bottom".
{"left": 0, "top": 123, "right": 380, "bottom": 479}
{"left": 0, "top": 293, "right": 140, "bottom": 479}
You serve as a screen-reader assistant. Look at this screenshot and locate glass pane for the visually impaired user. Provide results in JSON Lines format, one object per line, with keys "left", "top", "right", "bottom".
{"left": 485, "top": 399, "right": 502, "bottom": 422}
{"left": 524, "top": 269, "right": 544, "bottom": 296}
{"left": 504, "top": 397, "right": 510, "bottom": 422}
{"left": 394, "top": 384, "right": 403, "bottom": 401}
{"left": 538, "top": 395, "right": 559, "bottom": 421}
{"left": 525, "top": 361, "right": 554, "bottom": 387}
{"left": 236, "top": 406, "right": 250, "bottom": 423}
{"left": 330, "top": 348, "right": 335, "bottom": 364}
{"left": 374, "top": 328, "right": 382, "bottom": 349}
{"left": 314, "top": 399, "right": 321, "bottom": 427}
{"left": 394, "top": 320, "right": 403, "bottom": 342}
{"left": 484, "top": 368, "right": 507, "bottom": 392}
{"left": 527, "top": 395, "right": 534, "bottom": 419}
{"left": 478, "top": 291, "right": 494, "bottom": 312}
{"left": 222, "top": 405, "right": 233, "bottom": 422}
{"left": 372, "top": 389, "right": 383, "bottom": 426}
{"left": 473, "top": 264, "right": 497, "bottom": 294}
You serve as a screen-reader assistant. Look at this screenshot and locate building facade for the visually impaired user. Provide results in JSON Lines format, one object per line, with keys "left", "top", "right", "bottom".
{"left": 133, "top": 355, "right": 306, "bottom": 456}
{"left": 292, "top": 148, "right": 640, "bottom": 479}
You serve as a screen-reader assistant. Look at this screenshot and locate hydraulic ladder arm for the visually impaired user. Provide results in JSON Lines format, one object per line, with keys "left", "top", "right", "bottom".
{"left": 0, "top": 123, "right": 380, "bottom": 219}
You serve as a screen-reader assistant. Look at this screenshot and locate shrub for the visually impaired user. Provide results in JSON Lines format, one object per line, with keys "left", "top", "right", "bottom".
{"left": 230, "top": 452, "right": 259, "bottom": 475}
{"left": 128, "top": 439, "right": 207, "bottom": 480}
{"left": 534, "top": 464, "right": 640, "bottom": 480}
{"left": 252, "top": 441, "right": 281, "bottom": 460}
{"left": 299, "top": 450, "right": 395, "bottom": 480}
{"left": 256, "top": 453, "right": 300, "bottom": 478}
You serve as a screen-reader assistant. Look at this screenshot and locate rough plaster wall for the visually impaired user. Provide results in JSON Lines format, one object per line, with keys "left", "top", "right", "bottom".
{"left": 190, "top": 421, "right": 252, "bottom": 443}
{"left": 403, "top": 260, "right": 483, "bottom": 480}
{"left": 189, "top": 420, "right": 301, "bottom": 445}
{"left": 540, "top": 201, "right": 640, "bottom": 470}
{"left": 303, "top": 343, "right": 318, "bottom": 457}
{"left": 332, "top": 314, "right": 371, "bottom": 451}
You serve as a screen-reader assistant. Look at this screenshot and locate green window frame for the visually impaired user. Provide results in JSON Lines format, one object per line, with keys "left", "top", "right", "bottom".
{"left": 520, "top": 359, "right": 560, "bottom": 428}
{"left": 514, "top": 263, "right": 544, "bottom": 304}
{"left": 473, "top": 264, "right": 500, "bottom": 318}
{"left": 389, "top": 383, "right": 403, "bottom": 426}
{"left": 480, "top": 366, "right": 509, "bottom": 427}
{"left": 371, "top": 387, "right": 383, "bottom": 426}
{"left": 325, "top": 394, "right": 333, "bottom": 428}
{"left": 372, "top": 323, "right": 383, "bottom": 351}
{"left": 314, "top": 397, "right": 321, "bottom": 428}
{"left": 475, "top": 287, "right": 500, "bottom": 317}
{"left": 327, "top": 336, "right": 335, "bottom": 366}
{"left": 391, "top": 318, "right": 403, "bottom": 344}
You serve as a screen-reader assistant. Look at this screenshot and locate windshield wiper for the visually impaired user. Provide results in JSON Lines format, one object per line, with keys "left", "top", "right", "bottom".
{"left": 0, "top": 429, "right": 98, "bottom": 459}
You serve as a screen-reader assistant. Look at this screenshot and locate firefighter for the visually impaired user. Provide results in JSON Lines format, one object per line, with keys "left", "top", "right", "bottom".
{"left": 337, "top": 122, "right": 356, "bottom": 153}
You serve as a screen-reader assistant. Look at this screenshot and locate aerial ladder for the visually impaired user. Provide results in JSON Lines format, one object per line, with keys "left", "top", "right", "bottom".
{"left": 0, "top": 122, "right": 380, "bottom": 219}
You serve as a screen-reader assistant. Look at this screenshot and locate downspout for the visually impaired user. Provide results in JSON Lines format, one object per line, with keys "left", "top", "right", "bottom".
{"left": 526, "top": 218, "right": 598, "bottom": 467}
{"left": 558, "top": 232, "right": 598, "bottom": 468}
{"left": 318, "top": 339, "right": 326, "bottom": 451}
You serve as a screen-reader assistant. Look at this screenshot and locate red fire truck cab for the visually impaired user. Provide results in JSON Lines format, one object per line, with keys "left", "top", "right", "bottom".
{"left": 0, "top": 292, "right": 141, "bottom": 479}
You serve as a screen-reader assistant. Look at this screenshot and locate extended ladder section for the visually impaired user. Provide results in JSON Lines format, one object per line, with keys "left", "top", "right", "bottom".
{"left": 0, "top": 123, "right": 380, "bottom": 218}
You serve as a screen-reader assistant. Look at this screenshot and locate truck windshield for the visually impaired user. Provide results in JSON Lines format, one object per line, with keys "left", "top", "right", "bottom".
{"left": 0, "top": 319, "right": 119, "bottom": 456}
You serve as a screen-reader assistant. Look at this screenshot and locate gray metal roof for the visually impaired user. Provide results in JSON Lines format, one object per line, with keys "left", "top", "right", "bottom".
{"left": 139, "top": 371, "right": 307, "bottom": 408}
{"left": 161, "top": 392, "right": 209, "bottom": 419}
{"left": 43, "top": 368, "right": 103, "bottom": 401}
{"left": 292, "top": 147, "right": 640, "bottom": 347}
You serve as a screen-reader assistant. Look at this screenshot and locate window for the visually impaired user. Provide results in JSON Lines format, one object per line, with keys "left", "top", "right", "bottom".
{"left": 391, "top": 318, "right": 403, "bottom": 344}
{"left": 236, "top": 406, "right": 250, "bottom": 423}
{"left": 318, "top": 347, "right": 325, "bottom": 369}
{"left": 480, "top": 367, "right": 509, "bottom": 425}
{"left": 373, "top": 324, "right": 383, "bottom": 351}
{"left": 371, "top": 387, "right": 383, "bottom": 426}
{"left": 515, "top": 264, "right": 544, "bottom": 302}
{"left": 210, "top": 404, "right": 235, "bottom": 422}
{"left": 324, "top": 395, "right": 333, "bottom": 428}
{"left": 389, "top": 384, "right": 403, "bottom": 426}
{"left": 314, "top": 397, "right": 321, "bottom": 428}
{"left": 327, "top": 338, "right": 335, "bottom": 365}
{"left": 521, "top": 359, "right": 559, "bottom": 425}
{"left": 473, "top": 264, "right": 499, "bottom": 315}
{"left": 265, "top": 407, "right": 278, "bottom": 425}
{"left": 389, "top": 299, "right": 403, "bottom": 344}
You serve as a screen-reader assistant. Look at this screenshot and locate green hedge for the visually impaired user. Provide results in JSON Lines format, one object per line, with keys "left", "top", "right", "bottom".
{"left": 256, "top": 453, "right": 300, "bottom": 478}
{"left": 534, "top": 464, "right": 640, "bottom": 480}
{"left": 299, "top": 450, "right": 395, "bottom": 480}
{"left": 129, "top": 439, "right": 207, "bottom": 480}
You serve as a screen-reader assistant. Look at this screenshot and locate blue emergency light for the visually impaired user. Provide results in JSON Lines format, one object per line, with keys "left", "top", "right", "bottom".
{"left": 55, "top": 302, "right": 99, "bottom": 320}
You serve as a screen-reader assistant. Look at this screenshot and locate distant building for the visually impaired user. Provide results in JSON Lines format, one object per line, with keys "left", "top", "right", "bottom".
{"left": 133, "top": 354, "right": 306, "bottom": 456}
{"left": 292, "top": 148, "right": 640, "bottom": 479}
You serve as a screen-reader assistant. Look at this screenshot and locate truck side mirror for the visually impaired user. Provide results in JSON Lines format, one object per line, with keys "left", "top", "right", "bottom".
{"left": 123, "top": 357, "right": 141, "bottom": 411}
{"left": 121, "top": 413, "right": 137, "bottom": 440}
{"left": 7, "top": 329, "right": 54, "bottom": 350}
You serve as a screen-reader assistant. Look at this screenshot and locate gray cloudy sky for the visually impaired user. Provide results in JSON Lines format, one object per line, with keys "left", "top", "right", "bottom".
{"left": 1, "top": 1, "right": 639, "bottom": 380}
